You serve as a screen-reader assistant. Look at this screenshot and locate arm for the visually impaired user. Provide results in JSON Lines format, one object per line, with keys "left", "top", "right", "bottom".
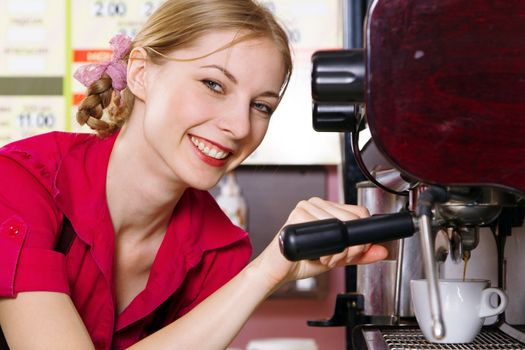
{"left": 0, "top": 156, "right": 95, "bottom": 349}
{"left": 0, "top": 198, "right": 386, "bottom": 350}
{"left": 0, "top": 293, "right": 94, "bottom": 350}
{"left": 128, "top": 197, "right": 388, "bottom": 350}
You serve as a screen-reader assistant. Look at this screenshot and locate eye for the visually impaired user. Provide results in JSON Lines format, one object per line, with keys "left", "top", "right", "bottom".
{"left": 202, "top": 79, "right": 224, "bottom": 94}
{"left": 252, "top": 101, "right": 274, "bottom": 116}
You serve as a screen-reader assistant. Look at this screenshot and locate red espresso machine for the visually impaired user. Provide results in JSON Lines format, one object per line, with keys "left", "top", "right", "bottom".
{"left": 279, "top": 0, "right": 525, "bottom": 349}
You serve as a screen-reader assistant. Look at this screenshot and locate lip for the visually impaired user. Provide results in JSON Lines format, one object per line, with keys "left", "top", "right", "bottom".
{"left": 188, "top": 134, "right": 232, "bottom": 167}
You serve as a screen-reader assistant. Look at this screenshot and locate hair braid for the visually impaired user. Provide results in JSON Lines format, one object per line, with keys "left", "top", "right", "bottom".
{"left": 76, "top": 75, "right": 129, "bottom": 137}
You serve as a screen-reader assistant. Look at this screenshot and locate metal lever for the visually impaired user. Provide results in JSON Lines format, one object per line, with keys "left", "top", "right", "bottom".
{"left": 416, "top": 186, "right": 450, "bottom": 340}
{"left": 418, "top": 213, "right": 445, "bottom": 340}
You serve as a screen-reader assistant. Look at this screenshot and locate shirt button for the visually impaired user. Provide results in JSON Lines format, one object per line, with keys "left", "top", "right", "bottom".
{"left": 8, "top": 224, "right": 20, "bottom": 236}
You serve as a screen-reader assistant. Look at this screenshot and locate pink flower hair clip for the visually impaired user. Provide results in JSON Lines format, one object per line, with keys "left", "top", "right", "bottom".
{"left": 73, "top": 33, "right": 133, "bottom": 95}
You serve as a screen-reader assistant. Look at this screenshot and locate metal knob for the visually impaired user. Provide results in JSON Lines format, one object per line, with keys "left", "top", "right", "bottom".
{"left": 312, "top": 102, "right": 358, "bottom": 132}
{"left": 311, "top": 49, "right": 365, "bottom": 103}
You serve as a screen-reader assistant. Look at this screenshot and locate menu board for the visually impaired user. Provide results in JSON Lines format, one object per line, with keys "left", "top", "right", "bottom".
{"left": 0, "top": 0, "right": 67, "bottom": 144}
{"left": 0, "top": 0, "right": 342, "bottom": 164}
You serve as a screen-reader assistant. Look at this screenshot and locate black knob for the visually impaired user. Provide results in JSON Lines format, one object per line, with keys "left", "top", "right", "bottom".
{"left": 311, "top": 49, "right": 365, "bottom": 103}
{"left": 313, "top": 102, "right": 358, "bottom": 132}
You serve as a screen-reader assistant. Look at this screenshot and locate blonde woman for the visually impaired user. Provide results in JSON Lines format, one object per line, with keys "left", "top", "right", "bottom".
{"left": 0, "top": 1, "right": 387, "bottom": 349}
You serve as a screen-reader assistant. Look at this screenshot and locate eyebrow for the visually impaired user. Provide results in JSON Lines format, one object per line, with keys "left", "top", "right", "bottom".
{"left": 200, "top": 64, "right": 280, "bottom": 99}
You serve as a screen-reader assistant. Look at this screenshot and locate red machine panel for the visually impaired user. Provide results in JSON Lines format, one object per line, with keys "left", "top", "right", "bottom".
{"left": 366, "top": 0, "right": 525, "bottom": 195}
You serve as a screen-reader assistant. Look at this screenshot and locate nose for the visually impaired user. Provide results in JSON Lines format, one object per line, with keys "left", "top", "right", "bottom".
{"left": 218, "top": 99, "right": 251, "bottom": 139}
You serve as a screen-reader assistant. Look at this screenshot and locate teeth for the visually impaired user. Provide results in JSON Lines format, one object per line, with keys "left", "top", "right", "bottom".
{"left": 191, "top": 136, "right": 229, "bottom": 160}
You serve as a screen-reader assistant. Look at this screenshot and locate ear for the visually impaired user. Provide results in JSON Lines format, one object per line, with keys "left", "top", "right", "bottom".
{"left": 127, "top": 48, "right": 148, "bottom": 101}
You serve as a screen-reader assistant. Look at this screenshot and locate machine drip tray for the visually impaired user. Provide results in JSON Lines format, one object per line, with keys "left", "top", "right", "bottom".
{"left": 354, "top": 325, "right": 525, "bottom": 350}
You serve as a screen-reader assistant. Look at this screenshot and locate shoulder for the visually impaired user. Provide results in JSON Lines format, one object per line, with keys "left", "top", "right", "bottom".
{"left": 0, "top": 132, "right": 98, "bottom": 194}
{"left": 0, "top": 131, "right": 93, "bottom": 156}
{"left": 0, "top": 132, "right": 91, "bottom": 228}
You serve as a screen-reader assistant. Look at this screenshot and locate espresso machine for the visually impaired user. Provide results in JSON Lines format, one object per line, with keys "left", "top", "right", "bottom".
{"left": 279, "top": 0, "right": 525, "bottom": 349}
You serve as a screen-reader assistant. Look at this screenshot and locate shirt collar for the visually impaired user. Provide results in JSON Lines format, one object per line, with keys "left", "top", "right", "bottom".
{"left": 54, "top": 132, "right": 118, "bottom": 281}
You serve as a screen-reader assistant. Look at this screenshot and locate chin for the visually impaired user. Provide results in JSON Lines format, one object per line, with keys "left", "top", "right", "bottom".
{"left": 186, "top": 175, "right": 223, "bottom": 191}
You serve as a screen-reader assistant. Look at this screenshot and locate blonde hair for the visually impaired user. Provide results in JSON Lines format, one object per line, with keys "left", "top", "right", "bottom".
{"left": 76, "top": 0, "right": 293, "bottom": 137}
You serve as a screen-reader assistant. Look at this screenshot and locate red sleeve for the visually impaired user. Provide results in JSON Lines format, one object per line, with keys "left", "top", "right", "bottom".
{"left": 0, "top": 156, "right": 68, "bottom": 297}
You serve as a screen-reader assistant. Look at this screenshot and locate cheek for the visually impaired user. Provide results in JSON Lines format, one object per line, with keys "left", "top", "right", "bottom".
{"left": 245, "top": 118, "right": 270, "bottom": 149}
{"left": 147, "top": 88, "right": 211, "bottom": 129}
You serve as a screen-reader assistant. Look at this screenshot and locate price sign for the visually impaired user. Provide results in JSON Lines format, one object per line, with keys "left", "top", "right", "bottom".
{"left": 72, "top": 0, "right": 163, "bottom": 48}
{"left": 0, "top": 96, "right": 65, "bottom": 145}
{"left": 93, "top": 1, "right": 128, "bottom": 17}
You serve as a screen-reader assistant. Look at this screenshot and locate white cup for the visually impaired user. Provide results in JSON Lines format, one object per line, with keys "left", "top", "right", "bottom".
{"left": 410, "top": 279, "right": 508, "bottom": 343}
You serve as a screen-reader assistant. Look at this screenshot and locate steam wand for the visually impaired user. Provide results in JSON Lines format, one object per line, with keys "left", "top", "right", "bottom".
{"left": 416, "top": 186, "right": 450, "bottom": 340}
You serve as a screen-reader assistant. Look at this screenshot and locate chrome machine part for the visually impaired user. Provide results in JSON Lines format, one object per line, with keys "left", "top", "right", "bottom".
{"left": 356, "top": 177, "right": 424, "bottom": 318}
{"left": 433, "top": 230, "right": 449, "bottom": 264}
{"left": 358, "top": 326, "right": 525, "bottom": 350}
{"left": 357, "top": 173, "right": 408, "bottom": 221}
{"left": 436, "top": 188, "right": 516, "bottom": 226}
{"left": 357, "top": 261, "right": 398, "bottom": 316}
{"left": 356, "top": 178, "right": 410, "bottom": 317}
{"left": 397, "top": 231, "right": 424, "bottom": 317}
{"left": 369, "top": 168, "right": 412, "bottom": 194}
{"left": 419, "top": 214, "right": 445, "bottom": 340}
{"left": 446, "top": 226, "right": 480, "bottom": 262}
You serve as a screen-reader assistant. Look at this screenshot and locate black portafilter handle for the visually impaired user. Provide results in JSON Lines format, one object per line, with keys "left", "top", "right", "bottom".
{"left": 279, "top": 211, "right": 417, "bottom": 261}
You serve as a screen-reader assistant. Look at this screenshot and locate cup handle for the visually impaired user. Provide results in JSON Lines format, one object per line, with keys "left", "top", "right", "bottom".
{"left": 479, "top": 288, "right": 508, "bottom": 318}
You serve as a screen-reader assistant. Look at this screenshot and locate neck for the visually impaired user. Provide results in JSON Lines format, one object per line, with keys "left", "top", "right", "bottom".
{"left": 106, "top": 108, "right": 186, "bottom": 239}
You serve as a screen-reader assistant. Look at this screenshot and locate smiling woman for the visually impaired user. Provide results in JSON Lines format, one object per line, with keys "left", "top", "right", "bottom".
{"left": 125, "top": 31, "right": 286, "bottom": 190}
{"left": 0, "top": 1, "right": 387, "bottom": 349}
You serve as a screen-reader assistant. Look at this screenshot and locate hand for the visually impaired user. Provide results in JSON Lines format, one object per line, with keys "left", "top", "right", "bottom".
{"left": 252, "top": 197, "right": 389, "bottom": 290}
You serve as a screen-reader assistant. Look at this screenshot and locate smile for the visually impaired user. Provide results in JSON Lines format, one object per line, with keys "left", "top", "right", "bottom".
{"left": 190, "top": 136, "right": 230, "bottom": 160}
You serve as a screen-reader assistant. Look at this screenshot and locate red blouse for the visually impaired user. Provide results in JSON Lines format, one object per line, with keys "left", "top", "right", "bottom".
{"left": 0, "top": 131, "right": 252, "bottom": 349}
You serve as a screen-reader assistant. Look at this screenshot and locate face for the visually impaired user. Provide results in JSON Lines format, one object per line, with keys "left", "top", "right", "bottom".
{"left": 137, "top": 31, "right": 286, "bottom": 190}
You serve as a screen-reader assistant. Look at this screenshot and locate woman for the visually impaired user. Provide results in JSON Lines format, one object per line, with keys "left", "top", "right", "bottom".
{"left": 0, "top": 1, "right": 387, "bottom": 349}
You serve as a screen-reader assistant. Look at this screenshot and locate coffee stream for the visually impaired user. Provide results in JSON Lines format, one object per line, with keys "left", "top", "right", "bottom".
{"left": 463, "top": 250, "right": 471, "bottom": 281}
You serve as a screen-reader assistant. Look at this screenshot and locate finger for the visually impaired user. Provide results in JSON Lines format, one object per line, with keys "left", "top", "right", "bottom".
{"left": 332, "top": 203, "right": 370, "bottom": 218}
{"left": 294, "top": 199, "right": 339, "bottom": 221}
{"left": 308, "top": 197, "right": 370, "bottom": 219}
{"left": 316, "top": 248, "right": 348, "bottom": 268}
{"left": 285, "top": 204, "right": 320, "bottom": 223}
{"left": 320, "top": 242, "right": 371, "bottom": 268}
{"left": 339, "top": 244, "right": 371, "bottom": 264}
{"left": 308, "top": 197, "right": 360, "bottom": 220}
{"left": 345, "top": 244, "right": 388, "bottom": 265}
{"left": 319, "top": 255, "right": 332, "bottom": 265}
{"left": 326, "top": 248, "right": 352, "bottom": 268}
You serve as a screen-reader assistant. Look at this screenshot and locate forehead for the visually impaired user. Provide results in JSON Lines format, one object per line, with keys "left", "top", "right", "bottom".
{"left": 169, "top": 30, "right": 286, "bottom": 88}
